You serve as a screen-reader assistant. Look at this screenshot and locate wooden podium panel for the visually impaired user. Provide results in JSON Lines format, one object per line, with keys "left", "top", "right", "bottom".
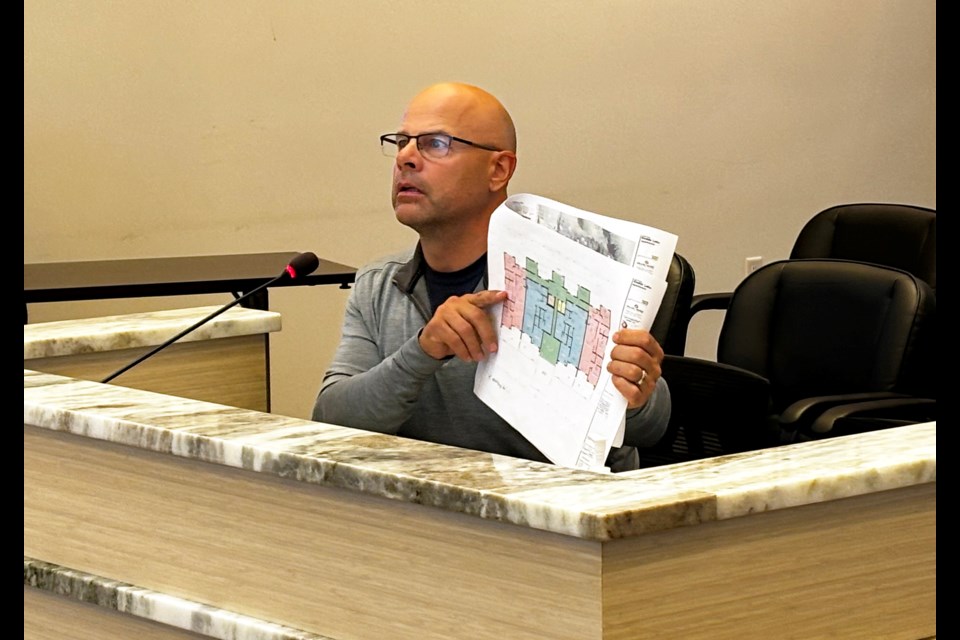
{"left": 23, "top": 372, "right": 936, "bottom": 639}
{"left": 24, "top": 426, "right": 600, "bottom": 640}
{"left": 24, "top": 588, "right": 212, "bottom": 640}
{"left": 25, "top": 335, "right": 270, "bottom": 412}
{"left": 24, "top": 306, "right": 281, "bottom": 412}
{"left": 601, "top": 483, "right": 935, "bottom": 638}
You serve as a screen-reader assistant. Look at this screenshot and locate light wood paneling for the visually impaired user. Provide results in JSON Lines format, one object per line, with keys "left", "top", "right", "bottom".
{"left": 25, "top": 587, "right": 211, "bottom": 640}
{"left": 24, "top": 419, "right": 937, "bottom": 639}
{"left": 25, "top": 335, "right": 270, "bottom": 411}
{"left": 24, "top": 426, "right": 603, "bottom": 640}
{"left": 602, "top": 483, "right": 936, "bottom": 640}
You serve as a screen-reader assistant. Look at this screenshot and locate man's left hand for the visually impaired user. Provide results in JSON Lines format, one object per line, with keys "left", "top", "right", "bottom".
{"left": 606, "top": 328, "right": 664, "bottom": 410}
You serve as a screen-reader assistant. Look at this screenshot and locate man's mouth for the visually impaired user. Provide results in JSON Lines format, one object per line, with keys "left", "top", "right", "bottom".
{"left": 396, "top": 182, "right": 424, "bottom": 196}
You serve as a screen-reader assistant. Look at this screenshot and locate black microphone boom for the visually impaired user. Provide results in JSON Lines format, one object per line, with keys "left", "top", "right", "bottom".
{"left": 101, "top": 252, "right": 320, "bottom": 384}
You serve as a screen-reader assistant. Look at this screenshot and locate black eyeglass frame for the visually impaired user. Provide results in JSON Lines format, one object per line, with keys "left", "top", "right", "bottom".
{"left": 380, "top": 132, "right": 502, "bottom": 158}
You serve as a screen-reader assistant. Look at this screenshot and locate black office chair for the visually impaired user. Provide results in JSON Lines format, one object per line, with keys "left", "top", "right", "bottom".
{"left": 681, "top": 203, "right": 937, "bottom": 336}
{"left": 640, "top": 259, "right": 935, "bottom": 466}
{"left": 786, "top": 203, "right": 937, "bottom": 435}
{"left": 648, "top": 253, "right": 695, "bottom": 356}
{"left": 790, "top": 203, "right": 936, "bottom": 295}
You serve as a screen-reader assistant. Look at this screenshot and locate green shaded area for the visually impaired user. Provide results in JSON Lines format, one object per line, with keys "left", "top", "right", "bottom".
{"left": 539, "top": 333, "right": 561, "bottom": 365}
{"left": 525, "top": 258, "right": 591, "bottom": 312}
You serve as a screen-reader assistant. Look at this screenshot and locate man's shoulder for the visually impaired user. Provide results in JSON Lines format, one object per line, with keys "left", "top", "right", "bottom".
{"left": 355, "top": 247, "right": 416, "bottom": 282}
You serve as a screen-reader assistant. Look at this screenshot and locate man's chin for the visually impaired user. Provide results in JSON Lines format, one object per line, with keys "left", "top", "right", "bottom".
{"left": 394, "top": 203, "right": 428, "bottom": 227}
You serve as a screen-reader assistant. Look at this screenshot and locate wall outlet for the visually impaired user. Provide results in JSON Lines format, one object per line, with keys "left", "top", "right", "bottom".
{"left": 745, "top": 256, "right": 764, "bottom": 277}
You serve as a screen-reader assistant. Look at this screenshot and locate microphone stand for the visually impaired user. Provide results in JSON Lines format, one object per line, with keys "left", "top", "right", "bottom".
{"left": 102, "top": 272, "right": 289, "bottom": 384}
{"left": 101, "top": 251, "right": 318, "bottom": 383}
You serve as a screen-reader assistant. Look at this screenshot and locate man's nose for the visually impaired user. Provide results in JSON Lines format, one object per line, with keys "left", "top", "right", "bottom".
{"left": 395, "top": 140, "right": 423, "bottom": 168}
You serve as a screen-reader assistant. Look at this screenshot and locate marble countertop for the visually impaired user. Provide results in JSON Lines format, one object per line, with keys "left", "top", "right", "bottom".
{"left": 24, "top": 306, "right": 282, "bottom": 360}
{"left": 24, "top": 556, "right": 329, "bottom": 640}
{"left": 23, "top": 369, "right": 936, "bottom": 541}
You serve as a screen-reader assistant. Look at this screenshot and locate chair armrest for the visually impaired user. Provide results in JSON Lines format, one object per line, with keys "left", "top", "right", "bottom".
{"left": 809, "top": 397, "right": 936, "bottom": 436}
{"left": 665, "top": 292, "right": 731, "bottom": 358}
{"left": 689, "top": 292, "right": 733, "bottom": 315}
{"left": 779, "top": 391, "right": 909, "bottom": 428}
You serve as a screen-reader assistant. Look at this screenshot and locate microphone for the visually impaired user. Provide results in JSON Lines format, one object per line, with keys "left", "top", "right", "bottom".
{"left": 101, "top": 252, "right": 320, "bottom": 384}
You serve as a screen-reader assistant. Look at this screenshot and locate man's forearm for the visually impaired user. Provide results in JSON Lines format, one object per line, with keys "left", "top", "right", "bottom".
{"left": 623, "top": 377, "right": 672, "bottom": 447}
{"left": 312, "top": 335, "right": 445, "bottom": 433}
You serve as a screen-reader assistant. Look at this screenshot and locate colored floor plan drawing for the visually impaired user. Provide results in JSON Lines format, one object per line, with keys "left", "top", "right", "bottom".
{"left": 501, "top": 253, "right": 611, "bottom": 387}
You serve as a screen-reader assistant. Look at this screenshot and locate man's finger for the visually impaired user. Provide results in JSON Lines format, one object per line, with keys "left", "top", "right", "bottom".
{"left": 466, "top": 289, "right": 508, "bottom": 308}
{"left": 612, "top": 328, "right": 665, "bottom": 362}
{"left": 461, "top": 291, "right": 506, "bottom": 354}
{"left": 444, "top": 312, "right": 489, "bottom": 361}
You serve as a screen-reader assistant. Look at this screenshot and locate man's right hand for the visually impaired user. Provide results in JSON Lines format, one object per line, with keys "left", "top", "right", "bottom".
{"left": 419, "top": 290, "right": 508, "bottom": 361}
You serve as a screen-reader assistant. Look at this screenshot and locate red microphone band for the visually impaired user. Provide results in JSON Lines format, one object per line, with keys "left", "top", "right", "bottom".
{"left": 285, "top": 252, "right": 320, "bottom": 279}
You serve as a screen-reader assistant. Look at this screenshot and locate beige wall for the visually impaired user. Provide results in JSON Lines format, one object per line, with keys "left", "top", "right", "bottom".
{"left": 24, "top": 1, "right": 937, "bottom": 420}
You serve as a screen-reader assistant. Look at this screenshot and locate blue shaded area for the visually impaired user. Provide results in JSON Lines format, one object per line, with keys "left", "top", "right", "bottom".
{"left": 522, "top": 279, "right": 589, "bottom": 368}
{"left": 522, "top": 280, "right": 550, "bottom": 347}
{"left": 556, "top": 304, "right": 588, "bottom": 367}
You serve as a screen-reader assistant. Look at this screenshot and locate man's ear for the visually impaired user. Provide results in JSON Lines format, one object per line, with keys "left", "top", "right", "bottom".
{"left": 488, "top": 151, "right": 518, "bottom": 192}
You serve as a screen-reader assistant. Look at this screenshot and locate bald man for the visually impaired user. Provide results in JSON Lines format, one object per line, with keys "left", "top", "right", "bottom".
{"left": 313, "top": 83, "right": 670, "bottom": 471}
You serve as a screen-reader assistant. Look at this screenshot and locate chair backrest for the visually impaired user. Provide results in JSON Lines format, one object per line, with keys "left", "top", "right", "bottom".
{"left": 790, "top": 203, "right": 936, "bottom": 295}
{"left": 649, "top": 253, "right": 695, "bottom": 356}
{"left": 717, "top": 259, "right": 935, "bottom": 411}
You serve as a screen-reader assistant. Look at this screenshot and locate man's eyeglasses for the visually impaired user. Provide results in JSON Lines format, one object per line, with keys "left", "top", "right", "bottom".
{"left": 380, "top": 133, "right": 502, "bottom": 159}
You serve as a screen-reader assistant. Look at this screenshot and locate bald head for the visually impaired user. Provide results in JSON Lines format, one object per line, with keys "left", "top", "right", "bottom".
{"left": 391, "top": 82, "right": 519, "bottom": 270}
{"left": 403, "top": 82, "right": 517, "bottom": 153}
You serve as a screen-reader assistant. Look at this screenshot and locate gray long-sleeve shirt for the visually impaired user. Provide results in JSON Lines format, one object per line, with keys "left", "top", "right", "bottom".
{"left": 313, "top": 245, "right": 670, "bottom": 472}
